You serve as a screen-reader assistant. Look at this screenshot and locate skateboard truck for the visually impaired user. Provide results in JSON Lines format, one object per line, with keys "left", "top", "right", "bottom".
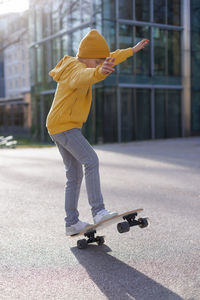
{"left": 117, "top": 213, "right": 149, "bottom": 233}
{"left": 77, "top": 229, "right": 105, "bottom": 249}
{"left": 72, "top": 208, "right": 149, "bottom": 249}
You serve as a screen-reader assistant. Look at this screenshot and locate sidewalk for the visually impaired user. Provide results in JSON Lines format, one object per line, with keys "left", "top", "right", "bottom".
{"left": 0, "top": 137, "right": 200, "bottom": 299}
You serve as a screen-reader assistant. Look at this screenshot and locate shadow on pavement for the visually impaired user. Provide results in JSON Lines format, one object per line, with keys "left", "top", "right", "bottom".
{"left": 71, "top": 245, "right": 183, "bottom": 300}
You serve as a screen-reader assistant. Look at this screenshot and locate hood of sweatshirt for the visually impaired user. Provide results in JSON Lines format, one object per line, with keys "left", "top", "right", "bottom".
{"left": 48, "top": 56, "right": 80, "bottom": 82}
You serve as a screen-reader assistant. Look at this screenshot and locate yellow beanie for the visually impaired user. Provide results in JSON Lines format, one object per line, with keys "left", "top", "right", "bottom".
{"left": 77, "top": 29, "right": 110, "bottom": 58}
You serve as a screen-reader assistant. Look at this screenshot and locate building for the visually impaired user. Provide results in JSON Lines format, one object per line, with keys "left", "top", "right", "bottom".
{"left": 0, "top": 11, "right": 31, "bottom": 137}
{"left": 29, "top": 0, "right": 200, "bottom": 143}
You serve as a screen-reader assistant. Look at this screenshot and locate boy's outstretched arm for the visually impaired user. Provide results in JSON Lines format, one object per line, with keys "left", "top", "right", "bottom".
{"left": 108, "top": 39, "right": 150, "bottom": 67}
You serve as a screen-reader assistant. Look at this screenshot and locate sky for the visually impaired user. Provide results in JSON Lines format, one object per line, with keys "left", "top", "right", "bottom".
{"left": 0, "top": 0, "right": 29, "bottom": 15}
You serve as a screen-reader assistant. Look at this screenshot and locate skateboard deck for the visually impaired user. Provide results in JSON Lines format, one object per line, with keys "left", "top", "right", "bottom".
{"left": 70, "top": 208, "right": 149, "bottom": 249}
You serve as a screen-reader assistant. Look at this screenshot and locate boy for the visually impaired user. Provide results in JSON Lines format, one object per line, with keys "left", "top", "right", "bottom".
{"left": 46, "top": 29, "right": 149, "bottom": 236}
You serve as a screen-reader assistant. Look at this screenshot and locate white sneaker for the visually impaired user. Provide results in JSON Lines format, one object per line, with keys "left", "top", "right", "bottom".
{"left": 66, "top": 220, "right": 91, "bottom": 236}
{"left": 93, "top": 209, "right": 118, "bottom": 224}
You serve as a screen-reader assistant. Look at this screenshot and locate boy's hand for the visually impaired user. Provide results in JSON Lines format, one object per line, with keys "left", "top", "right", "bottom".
{"left": 132, "top": 39, "right": 150, "bottom": 54}
{"left": 101, "top": 57, "right": 115, "bottom": 75}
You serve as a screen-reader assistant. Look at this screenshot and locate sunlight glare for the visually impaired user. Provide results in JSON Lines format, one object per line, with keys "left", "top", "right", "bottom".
{"left": 0, "top": 0, "right": 29, "bottom": 15}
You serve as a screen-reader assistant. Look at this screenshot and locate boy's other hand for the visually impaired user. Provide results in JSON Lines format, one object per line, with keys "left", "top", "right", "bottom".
{"left": 132, "top": 39, "right": 150, "bottom": 53}
{"left": 101, "top": 57, "right": 115, "bottom": 75}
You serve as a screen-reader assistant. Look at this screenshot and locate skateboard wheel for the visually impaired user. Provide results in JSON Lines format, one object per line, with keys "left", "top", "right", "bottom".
{"left": 77, "top": 239, "right": 88, "bottom": 249}
{"left": 96, "top": 236, "right": 105, "bottom": 246}
{"left": 117, "top": 221, "right": 130, "bottom": 233}
{"left": 138, "top": 218, "right": 149, "bottom": 228}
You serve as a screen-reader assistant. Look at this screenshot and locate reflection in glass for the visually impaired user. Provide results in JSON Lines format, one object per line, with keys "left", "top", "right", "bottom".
{"left": 153, "top": 28, "right": 167, "bottom": 77}
{"left": 52, "top": 1, "right": 60, "bottom": 34}
{"left": 103, "top": 20, "right": 116, "bottom": 51}
{"left": 102, "top": 0, "right": 115, "bottom": 20}
{"left": 121, "top": 88, "right": 135, "bottom": 142}
{"left": 29, "top": 9, "right": 35, "bottom": 43}
{"left": 61, "top": 35, "right": 70, "bottom": 56}
{"left": 82, "top": 0, "right": 91, "bottom": 23}
{"left": 167, "top": 0, "right": 180, "bottom": 25}
{"left": 43, "top": 5, "right": 51, "bottom": 38}
{"left": 44, "top": 41, "right": 52, "bottom": 82}
{"left": 191, "top": 0, "right": 200, "bottom": 132}
{"left": 135, "top": 0, "right": 150, "bottom": 22}
{"left": 30, "top": 47, "right": 36, "bottom": 86}
{"left": 35, "top": 9, "right": 43, "bottom": 41}
{"left": 71, "top": 0, "right": 80, "bottom": 28}
{"left": 52, "top": 38, "right": 61, "bottom": 66}
{"left": 155, "top": 89, "right": 166, "bottom": 138}
{"left": 72, "top": 30, "right": 81, "bottom": 56}
{"left": 119, "top": 24, "right": 133, "bottom": 74}
{"left": 95, "top": 87, "right": 117, "bottom": 143}
{"left": 154, "top": 0, "right": 166, "bottom": 24}
{"left": 61, "top": 1, "right": 70, "bottom": 30}
{"left": 119, "top": 0, "right": 133, "bottom": 20}
{"left": 168, "top": 30, "right": 181, "bottom": 79}
{"left": 155, "top": 89, "right": 181, "bottom": 138}
{"left": 136, "top": 89, "right": 151, "bottom": 140}
{"left": 167, "top": 90, "right": 181, "bottom": 137}
{"left": 93, "top": 0, "right": 102, "bottom": 33}
{"left": 135, "top": 26, "right": 150, "bottom": 81}
{"left": 36, "top": 45, "right": 43, "bottom": 83}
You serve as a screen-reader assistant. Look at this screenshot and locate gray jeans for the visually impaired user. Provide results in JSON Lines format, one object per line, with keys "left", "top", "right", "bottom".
{"left": 50, "top": 128, "right": 105, "bottom": 226}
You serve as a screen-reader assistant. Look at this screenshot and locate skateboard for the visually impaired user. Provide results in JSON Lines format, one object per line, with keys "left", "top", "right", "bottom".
{"left": 70, "top": 208, "right": 149, "bottom": 249}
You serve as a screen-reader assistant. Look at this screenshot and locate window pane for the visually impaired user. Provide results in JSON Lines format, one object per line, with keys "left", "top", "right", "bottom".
{"left": 35, "top": 9, "right": 43, "bottom": 41}
{"left": 44, "top": 41, "right": 51, "bottom": 82}
{"left": 136, "top": 89, "right": 151, "bottom": 140}
{"left": 52, "top": 1, "right": 60, "bottom": 34}
{"left": 82, "top": 0, "right": 91, "bottom": 23}
{"left": 72, "top": 30, "right": 81, "bottom": 56}
{"left": 167, "top": 0, "right": 180, "bottom": 26}
{"left": 102, "top": 0, "right": 115, "bottom": 20}
{"left": 52, "top": 38, "right": 61, "bottom": 66}
{"left": 167, "top": 90, "right": 181, "bottom": 137}
{"left": 30, "top": 47, "right": 36, "bottom": 86}
{"left": 61, "top": 35, "right": 70, "bottom": 56}
{"left": 168, "top": 30, "right": 181, "bottom": 83}
{"left": 93, "top": 0, "right": 102, "bottom": 32}
{"left": 153, "top": 28, "right": 167, "bottom": 82}
{"left": 154, "top": 0, "right": 166, "bottom": 24}
{"left": 71, "top": 0, "right": 80, "bottom": 27}
{"left": 121, "top": 88, "right": 135, "bottom": 142}
{"left": 61, "top": 1, "right": 70, "bottom": 30}
{"left": 43, "top": 5, "right": 51, "bottom": 38}
{"left": 119, "top": 24, "right": 133, "bottom": 74}
{"left": 95, "top": 87, "right": 117, "bottom": 143}
{"left": 29, "top": 9, "right": 36, "bottom": 42}
{"left": 191, "top": 0, "right": 200, "bottom": 132}
{"left": 43, "top": 95, "right": 55, "bottom": 142}
{"left": 155, "top": 90, "right": 166, "bottom": 139}
{"left": 103, "top": 20, "right": 116, "bottom": 51}
{"left": 135, "top": 26, "right": 150, "bottom": 83}
{"left": 135, "top": 0, "right": 150, "bottom": 22}
{"left": 36, "top": 45, "right": 43, "bottom": 83}
{"left": 191, "top": 92, "right": 200, "bottom": 131}
{"left": 119, "top": 0, "right": 133, "bottom": 20}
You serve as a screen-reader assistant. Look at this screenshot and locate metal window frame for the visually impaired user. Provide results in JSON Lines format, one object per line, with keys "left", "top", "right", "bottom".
{"left": 115, "top": 0, "right": 184, "bottom": 142}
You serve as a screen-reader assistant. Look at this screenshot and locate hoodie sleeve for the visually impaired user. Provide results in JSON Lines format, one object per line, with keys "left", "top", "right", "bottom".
{"left": 49, "top": 57, "right": 67, "bottom": 82}
{"left": 68, "top": 64, "right": 108, "bottom": 89}
{"left": 110, "top": 48, "right": 133, "bottom": 65}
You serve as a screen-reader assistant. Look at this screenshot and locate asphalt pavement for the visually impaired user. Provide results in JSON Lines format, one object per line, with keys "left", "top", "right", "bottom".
{"left": 0, "top": 137, "right": 200, "bottom": 300}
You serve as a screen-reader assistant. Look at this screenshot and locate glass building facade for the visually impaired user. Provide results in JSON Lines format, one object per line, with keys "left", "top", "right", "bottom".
{"left": 29, "top": 0, "right": 200, "bottom": 143}
{"left": 191, "top": 0, "right": 200, "bottom": 134}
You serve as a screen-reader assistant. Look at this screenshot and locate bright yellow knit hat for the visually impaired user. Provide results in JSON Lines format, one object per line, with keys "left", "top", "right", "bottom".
{"left": 77, "top": 29, "right": 110, "bottom": 58}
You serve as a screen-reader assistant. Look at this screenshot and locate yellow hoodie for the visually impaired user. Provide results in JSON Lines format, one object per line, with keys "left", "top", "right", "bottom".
{"left": 46, "top": 48, "right": 133, "bottom": 135}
